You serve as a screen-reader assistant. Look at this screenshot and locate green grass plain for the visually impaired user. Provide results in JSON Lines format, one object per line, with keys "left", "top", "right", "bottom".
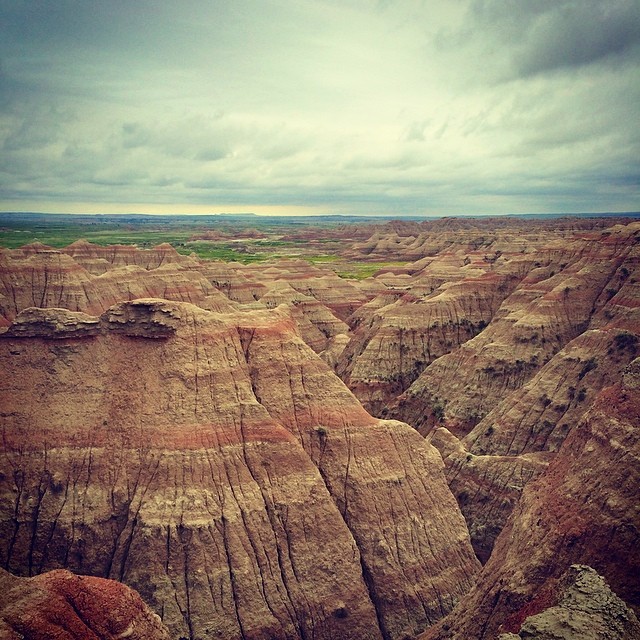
{"left": 0, "top": 216, "right": 409, "bottom": 277}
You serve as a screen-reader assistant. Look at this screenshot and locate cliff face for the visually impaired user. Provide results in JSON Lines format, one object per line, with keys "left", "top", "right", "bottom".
{"left": 421, "top": 251, "right": 639, "bottom": 562}
{"left": 427, "top": 427, "right": 551, "bottom": 564}
{"left": 0, "top": 243, "right": 356, "bottom": 358}
{"left": 338, "top": 224, "right": 639, "bottom": 420}
{"left": 0, "top": 567, "right": 170, "bottom": 639}
{"left": 0, "top": 300, "right": 479, "bottom": 640}
{"left": 62, "top": 239, "right": 193, "bottom": 273}
{"left": 0, "top": 244, "right": 225, "bottom": 325}
{"left": 421, "top": 358, "right": 640, "bottom": 639}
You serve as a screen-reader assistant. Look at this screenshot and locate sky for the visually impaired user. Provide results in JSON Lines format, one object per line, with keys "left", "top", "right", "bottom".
{"left": 0, "top": 0, "right": 639, "bottom": 216}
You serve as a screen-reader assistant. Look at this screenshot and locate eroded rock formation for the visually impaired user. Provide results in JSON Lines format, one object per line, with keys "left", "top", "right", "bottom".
{"left": 498, "top": 565, "right": 640, "bottom": 640}
{"left": 1, "top": 216, "right": 639, "bottom": 640}
{"left": 421, "top": 359, "right": 640, "bottom": 639}
{"left": 0, "top": 300, "right": 479, "bottom": 640}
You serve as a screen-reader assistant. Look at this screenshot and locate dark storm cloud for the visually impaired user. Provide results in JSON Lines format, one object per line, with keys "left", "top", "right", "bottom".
{"left": 464, "top": 0, "right": 640, "bottom": 78}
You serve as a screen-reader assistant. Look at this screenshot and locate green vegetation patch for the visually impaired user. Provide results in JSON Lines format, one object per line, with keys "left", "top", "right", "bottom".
{"left": 176, "top": 243, "right": 267, "bottom": 263}
{"left": 335, "top": 261, "right": 409, "bottom": 280}
{"left": 306, "top": 255, "right": 340, "bottom": 264}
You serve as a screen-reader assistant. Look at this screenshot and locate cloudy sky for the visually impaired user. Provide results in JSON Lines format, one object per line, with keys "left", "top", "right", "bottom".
{"left": 1, "top": 0, "right": 638, "bottom": 216}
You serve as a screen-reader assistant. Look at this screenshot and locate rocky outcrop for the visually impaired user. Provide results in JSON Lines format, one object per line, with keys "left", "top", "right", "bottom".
{"left": 422, "top": 255, "right": 639, "bottom": 562}
{"left": 0, "top": 246, "right": 97, "bottom": 325}
{"left": 197, "top": 260, "right": 269, "bottom": 303}
{"left": 0, "top": 245, "right": 225, "bottom": 325}
{"left": 421, "top": 360, "right": 640, "bottom": 639}
{"left": 62, "top": 239, "right": 192, "bottom": 273}
{"left": 0, "top": 567, "right": 170, "bottom": 639}
{"left": 271, "top": 272, "right": 367, "bottom": 322}
{"left": 0, "top": 243, "right": 368, "bottom": 360}
{"left": 3, "top": 218, "right": 639, "bottom": 640}
{"left": 437, "top": 324, "right": 639, "bottom": 563}
{"left": 498, "top": 565, "right": 640, "bottom": 640}
{"left": 234, "top": 309, "right": 482, "bottom": 638}
{"left": 2, "top": 307, "right": 101, "bottom": 338}
{"left": 0, "top": 300, "right": 480, "bottom": 640}
{"left": 260, "top": 281, "right": 349, "bottom": 353}
{"left": 2, "top": 300, "right": 184, "bottom": 340}
{"left": 101, "top": 298, "right": 184, "bottom": 338}
{"left": 345, "top": 216, "right": 636, "bottom": 262}
{"left": 464, "top": 325, "right": 639, "bottom": 457}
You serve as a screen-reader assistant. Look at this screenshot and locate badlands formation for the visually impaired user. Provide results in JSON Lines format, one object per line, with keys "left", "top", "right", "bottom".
{"left": 0, "top": 215, "right": 639, "bottom": 639}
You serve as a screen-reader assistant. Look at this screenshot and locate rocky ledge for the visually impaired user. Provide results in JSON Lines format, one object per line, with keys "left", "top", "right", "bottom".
{"left": 100, "top": 299, "right": 182, "bottom": 338}
{"left": 2, "top": 307, "right": 101, "bottom": 338}
{"left": 1, "top": 299, "right": 183, "bottom": 340}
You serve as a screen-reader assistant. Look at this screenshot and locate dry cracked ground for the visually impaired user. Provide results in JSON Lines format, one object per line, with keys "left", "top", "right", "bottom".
{"left": 0, "top": 215, "right": 639, "bottom": 639}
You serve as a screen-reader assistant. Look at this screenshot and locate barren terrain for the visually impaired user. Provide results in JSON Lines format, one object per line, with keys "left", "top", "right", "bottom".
{"left": 0, "top": 213, "right": 638, "bottom": 639}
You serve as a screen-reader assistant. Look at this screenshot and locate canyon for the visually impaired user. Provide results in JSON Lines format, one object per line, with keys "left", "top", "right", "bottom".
{"left": 0, "top": 214, "right": 638, "bottom": 639}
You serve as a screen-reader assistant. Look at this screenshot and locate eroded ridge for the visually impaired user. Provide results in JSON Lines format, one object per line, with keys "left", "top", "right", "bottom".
{"left": 0, "top": 299, "right": 479, "bottom": 640}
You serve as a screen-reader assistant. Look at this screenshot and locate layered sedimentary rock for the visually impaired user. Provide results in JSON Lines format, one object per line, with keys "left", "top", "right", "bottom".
{"left": 62, "top": 239, "right": 192, "bottom": 273}
{"left": 427, "top": 427, "right": 550, "bottom": 564}
{"left": 260, "top": 281, "right": 349, "bottom": 353}
{"left": 391, "top": 229, "right": 638, "bottom": 436}
{"left": 0, "top": 243, "right": 228, "bottom": 326}
{"left": 422, "top": 359, "right": 640, "bottom": 639}
{"left": 245, "top": 259, "right": 369, "bottom": 322}
{"left": 346, "top": 216, "right": 635, "bottom": 262}
{"left": 234, "top": 308, "right": 481, "bottom": 638}
{"left": 420, "top": 249, "right": 639, "bottom": 561}
{"left": 197, "top": 260, "right": 269, "bottom": 303}
{"left": 0, "top": 299, "right": 480, "bottom": 640}
{"left": 465, "top": 325, "right": 639, "bottom": 457}
{"left": 0, "top": 568, "right": 170, "bottom": 639}
{"left": 0, "top": 243, "right": 360, "bottom": 355}
{"left": 2, "top": 217, "right": 639, "bottom": 640}
{"left": 436, "top": 322, "right": 638, "bottom": 563}
{"left": 338, "top": 268, "right": 522, "bottom": 416}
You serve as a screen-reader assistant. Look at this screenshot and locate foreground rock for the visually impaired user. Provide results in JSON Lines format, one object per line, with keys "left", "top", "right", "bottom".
{"left": 0, "top": 300, "right": 480, "bottom": 640}
{"left": 0, "top": 567, "right": 170, "bottom": 639}
{"left": 498, "top": 565, "right": 640, "bottom": 640}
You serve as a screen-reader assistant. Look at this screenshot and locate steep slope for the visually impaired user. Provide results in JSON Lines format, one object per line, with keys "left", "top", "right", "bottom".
{"left": 0, "top": 568, "right": 170, "bottom": 639}
{"left": 338, "top": 267, "right": 523, "bottom": 416}
{"left": 427, "top": 427, "right": 550, "bottom": 564}
{"left": 260, "top": 281, "right": 349, "bottom": 353}
{"left": 0, "top": 243, "right": 358, "bottom": 357}
{"left": 235, "top": 309, "right": 481, "bottom": 638}
{"left": 421, "top": 358, "right": 640, "bottom": 639}
{"left": 0, "top": 300, "right": 479, "bottom": 640}
{"left": 62, "top": 239, "right": 193, "bottom": 272}
{"left": 391, "top": 228, "right": 638, "bottom": 436}
{"left": 0, "top": 244, "right": 230, "bottom": 325}
{"left": 424, "top": 260, "right": 639, "bottom": 562}
{"left": 245, "top": 259, "right": 369, "bottom": 322}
